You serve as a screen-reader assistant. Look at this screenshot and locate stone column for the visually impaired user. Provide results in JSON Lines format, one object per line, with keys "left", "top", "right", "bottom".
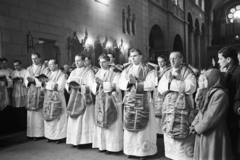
{"left": 189, "top": 28, "right": 195, "bottom": 66}
{"left": 196, "top": 31, "right": 202, "bottom": 69}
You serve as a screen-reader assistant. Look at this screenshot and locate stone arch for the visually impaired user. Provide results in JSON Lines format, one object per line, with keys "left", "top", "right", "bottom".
{"left": 149, "top": 24, "right": 165, "bottom": 64}
{"left": 173, "top": 34, "right": 184, "bottom": 55}
{"left": 201, "top": 23, "right": 206, "bottom": 68}
{"left": 188, "top": 12, "right": 194, "bottom": 65}
{"left": 194, "top": 18, "right": 201, "bottom": 69}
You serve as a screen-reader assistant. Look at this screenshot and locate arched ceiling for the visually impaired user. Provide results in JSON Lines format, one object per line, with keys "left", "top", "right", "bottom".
{"left": 208, "top": 0, "right": 231, "bottom": 12}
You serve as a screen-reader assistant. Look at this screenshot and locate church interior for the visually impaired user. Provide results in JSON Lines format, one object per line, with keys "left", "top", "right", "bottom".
{"left": 0, "top": 0, "right": 239, "bottom": 159}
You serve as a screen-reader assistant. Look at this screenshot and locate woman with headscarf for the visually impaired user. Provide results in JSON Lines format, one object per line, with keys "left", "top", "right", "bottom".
{"left": 190, "top": 69, "right": 233, "bottom": 160}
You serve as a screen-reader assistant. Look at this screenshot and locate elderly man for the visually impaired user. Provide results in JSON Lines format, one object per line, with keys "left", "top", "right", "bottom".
{"left": 41, "top": 59, "right": 67, "bottom": 144}
{"left": 25, "top": 53, "right": 49, "bottom": 140}
{"left": 158, "top": 51, "right": 196, "bottom": 160}
{"left": 66, "top": 54, "right": 95, "bottom": 148}
{"left": 154, "top": 55, "right": 170, "bottom": 135}
{"left": 92, "top": 54, "right": 123, "bottom": 154}
{"left": 119, "top": 48, "right": 157, "bottom": 160}
{"left": 218, "top": 46, "right": 240, "bottom": 158}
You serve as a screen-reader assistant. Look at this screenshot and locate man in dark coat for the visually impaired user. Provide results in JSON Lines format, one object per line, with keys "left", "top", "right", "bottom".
{"left": 218, "top": 46, "right": 240, "bottom": 159}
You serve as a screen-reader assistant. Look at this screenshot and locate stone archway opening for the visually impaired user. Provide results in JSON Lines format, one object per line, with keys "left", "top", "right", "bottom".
{"left": 173, "top": 34, "right": 184, "bottom": 54}
{"left": 149, "top": 25, "right": 165, "bottom": 64}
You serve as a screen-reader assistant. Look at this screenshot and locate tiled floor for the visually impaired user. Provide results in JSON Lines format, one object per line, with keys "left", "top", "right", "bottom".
{"left": 0, "top": 131, "right": 171, "bottom": 160}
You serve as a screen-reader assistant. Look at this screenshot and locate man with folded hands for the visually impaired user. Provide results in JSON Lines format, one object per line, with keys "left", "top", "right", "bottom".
{"left": 25, "top": 53, "right": 50, "bottom": 140}
{"left": 119, "top": 48, "right": 157, "bottom": 160}
{"left": 40, "top": 59, "right": 67, "bottom": 144}
{"left": 91, "top": 54, "right": 123, "bottom": 154}
{"left": 65, "top": 54, "right": 95, "bottom": 148}
{"left": 158, "top": 51, "right": 197, "bottom": 160}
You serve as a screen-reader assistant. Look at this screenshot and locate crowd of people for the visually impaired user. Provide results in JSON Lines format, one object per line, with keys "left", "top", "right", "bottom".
{"left": 1, "top": 46, "right": 240, "bottom": 160}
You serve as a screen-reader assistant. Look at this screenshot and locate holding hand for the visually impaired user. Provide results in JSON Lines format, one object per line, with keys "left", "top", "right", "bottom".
{"left": 189, "top": 126, "right": 197, "bottom": 134}
{"left": 27, "top": 77, "right": 35, "bottom": 82}
{"left": 95, "top": 77, "right": 103, "bottom": 85}
{"left": 129, "top": 74, "right": 137, "bottom": 84}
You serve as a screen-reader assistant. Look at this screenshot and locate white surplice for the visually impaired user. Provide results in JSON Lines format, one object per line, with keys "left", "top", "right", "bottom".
{"left": 158, "top": 65, "right": 196, "bottom": 160}
{"left": 44, "top": 70, "right": 67, "bottom": 140}
{"left": 66, "top": 67, "right": 95, "bottom": 145}
{"left": 92, "top": 68, "right": 123, "bottom": 152}
{"left": 119, "top": 63, "right": 158, "bottom": 157}
{"left": 25, "top": 64, "right": 47, "bottom": 137}
{"left": 11, "top": 69, "right": 28, "bottom": 108}
{"left": 0, "top": 69, "right": 13, "bottom": 110}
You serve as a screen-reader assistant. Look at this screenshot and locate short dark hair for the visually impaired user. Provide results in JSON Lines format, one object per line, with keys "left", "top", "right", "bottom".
{"left": 2, "top": 58, "right": 8, "bottom": 62}
{"left": 0, "top": 58, "right": 3, "bottom": 63}
{"left": 98, "top": 54, "right": 110, "bottom": 61}
{"left": 75, "top": 54, "right": 85, "bottom": 61}
{"left": 85, "top": 56, "right": 91, "bottom": 61}
{"left": 13, "top": 60, "right": 22, "bottom": 65}
{"left": 129, "top": 48, "right": 143, "bottom": 55}
{"left": 49, "top": 59, "right": 59, "bottom": 65}
{"left": 157, "top": 55, "right": 168, "bottom": 61}
{"left": 107, "top": 53, "right": 115, "bottom": 58}
{"left": 218, "top": 46, "right": 238, "bottom": 64}
{"left": 31, "top": 52, "right": 41, "bottom": 58}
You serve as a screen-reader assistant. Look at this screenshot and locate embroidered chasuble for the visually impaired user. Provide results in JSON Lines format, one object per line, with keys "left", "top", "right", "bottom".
{"left": 66, "top": 67, "right": 95, "bottom": 145}
{"left": 91, "top": 68, "right": 123, "bottom": 152}
{"left": 43, "top": 69, "right": 67, "bottom": 140}
{"left": 158, "top": 65, "right": 197, "bottom": 160}
{"left": 25, "top": 64, "right": 48, "bottom": 111}
{"left": 25, "top": 63, "right": 48, "bottom": 138}
{"left": 119, "top": 62, "right": 157, "bottom": 157}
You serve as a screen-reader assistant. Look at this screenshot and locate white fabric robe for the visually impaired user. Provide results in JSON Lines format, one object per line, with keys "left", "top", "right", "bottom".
{"left": 91, "top": 68, "right": 123, "bottom": 152}
{"left": 25, "top": 64, "right": 46, "bottom": 137}
{"left": 66, "top": 67, "right": 95, "bottom": 145}
{"left": 11, "top": 69, "right": 28, "bottom": 108}
{"left": 0, "top": 69, "right": 13, "bottom": 110}
{"left": 119, "top": 63, "right": 158, "bottom": 157}
{"left": 44, "top": 70, "right": 67, "bottom": 140}
{"left": 158, "top": 65, "right": 196, "bottom": 160}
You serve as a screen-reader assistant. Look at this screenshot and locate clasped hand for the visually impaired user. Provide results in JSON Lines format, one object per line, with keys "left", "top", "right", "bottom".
{"left": 95, "top": 77, "right": 103, "bottom": 85}
{"left": 129, "top": 74, "right": 137, "bottom": 84}
{"left": 189, "top": 126, "right": 197, "bottom": 134}
{"left": 27, "top": 77, "right": 35, "bottom": 82}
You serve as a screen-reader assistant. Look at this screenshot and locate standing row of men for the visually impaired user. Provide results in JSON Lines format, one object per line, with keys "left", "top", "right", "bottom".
{"left": 3, "top": 46, "right": 240, "bottom": 160}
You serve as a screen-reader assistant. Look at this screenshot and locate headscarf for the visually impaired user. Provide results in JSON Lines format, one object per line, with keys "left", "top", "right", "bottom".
{"left": 196, "top": 68, "right": 227, "bottom": 113}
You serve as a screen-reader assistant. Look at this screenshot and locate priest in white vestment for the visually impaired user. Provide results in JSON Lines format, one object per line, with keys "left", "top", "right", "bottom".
{"left": 66, "top": 54, "right": 95, "bottom": 148}
{"left": 25, "top": 53, "right": 49, "bottom": 140}
{"left": 158, "top": 51, "right": 196, "bottom": 160}
{"left": 154, "top": 56, "right": 170, "bottom": 135}
{"left": 11, "top": 60, "right": 28, "bottom": 108}
{"left": 119, "top": 48, "right": 157, "bottom": 160}
{"left": 42, "top": 59, "right": 67, "bottom": 144}
{"left": 0, "top": 62, "right": 13, "bottom": 111}
{"left": 92, "top": 54, "right": 123, "bottom": 153}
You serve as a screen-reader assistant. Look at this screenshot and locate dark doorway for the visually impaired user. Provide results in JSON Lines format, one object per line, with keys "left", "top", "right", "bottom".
{"left": 149, "top": 25, "right": 165, "bottom": 64}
